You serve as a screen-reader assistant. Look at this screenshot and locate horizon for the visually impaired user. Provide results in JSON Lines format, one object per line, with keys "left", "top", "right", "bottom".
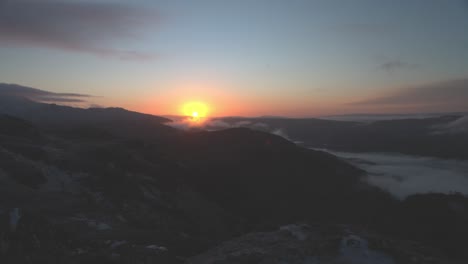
{"left": 1, "top": 1, "right": 468, "bottom": 117}
{"left": 2, "top": 82, "right": 468, "bottom": 120}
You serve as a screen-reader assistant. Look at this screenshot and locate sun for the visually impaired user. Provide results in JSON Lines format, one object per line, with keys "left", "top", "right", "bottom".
{"left": 181, "top": 101, "right": 209, "bottom": 120}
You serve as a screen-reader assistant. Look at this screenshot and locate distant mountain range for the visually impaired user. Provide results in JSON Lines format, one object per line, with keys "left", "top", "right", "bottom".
{"left": 320, "top": 112, "right": 468, "bottom": 121}
{"left": 211, "top": 115, "right": 468, "bottom": 159}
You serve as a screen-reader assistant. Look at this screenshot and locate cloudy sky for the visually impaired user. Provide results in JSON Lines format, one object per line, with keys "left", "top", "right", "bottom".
{"left": 1, "top": 0, "right": 467, "bottom": 117}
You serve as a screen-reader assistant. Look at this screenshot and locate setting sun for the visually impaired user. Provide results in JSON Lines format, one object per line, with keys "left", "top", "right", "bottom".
{"left": 182, "top": 101, "right": 209, "bottom": 119}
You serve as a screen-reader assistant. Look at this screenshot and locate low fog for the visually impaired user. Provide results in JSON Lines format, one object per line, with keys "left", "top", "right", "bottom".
{"left": 323, "top": 150, "right": 468, "bottom": 199}
{"left": 167, "top": 116, "right": 292, "bottom": 140}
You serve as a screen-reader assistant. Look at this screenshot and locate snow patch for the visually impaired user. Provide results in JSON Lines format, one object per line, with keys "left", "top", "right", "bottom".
{"left": 338, "top": 234, "right": 394, "bottom": 264}
{"left": 279, "top": 224, "right": 309, "bottom": 241}
{"left": 107, "top": 240, "right": 127, "bottom": 249}
{"left": 95, "top": 222, "right": 112, "bottom": 230}
{"left": 140, "top": 185, "right": 160, "bottom": 201}
{"left": 39, "top": 166, "right": 74, "bottom": 192}
{"left": 9, "top": 208, "right": 21, "bottom": 232}
{"left": 69, "top": 215, "right": 112, "bottom": 231}
{"left": 146, "top": 245, "right": 168, "bottom": 252}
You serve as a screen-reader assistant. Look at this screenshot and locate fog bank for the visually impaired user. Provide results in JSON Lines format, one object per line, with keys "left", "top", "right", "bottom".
{"left": 319, "top": 150, "right": 468, "bottom": 199}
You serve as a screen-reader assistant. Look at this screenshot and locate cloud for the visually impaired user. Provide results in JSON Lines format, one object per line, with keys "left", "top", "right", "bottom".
{"left": 205, "top": 120, "right": 233, "bottom": 129}
{"left": 166, "top": 117, "right": 292, "bottom": 140}
{"left": 271, "top": 128, "right": 290, "bottom": 140}
{"left": 0, "top": 1, "right": 157, "bottom": 60}
{"left": 0, "top": 83, "right": 92, "bottom": 104}
{"left": 378, "top": 59, "right": 418, "bottom": 73}
{"left": 351, "top": 79, "right": 468, "bottom": 111}
{"left": 167, "top": 117, "right": 207, "bottom": 130}
{"left": 167, "top": 118, "right": 256, "bottom": 131}
{"left": 202, "top": 119, "right": 293, "bottom": 140}
{"left": 433, "top": 115, "right": 468, "bottom": 134}
{"left": 445, "top": 115, "right": 468, "bottom": 133}
{"left": 324, "top": 150, "right": 468, "bottom": 199}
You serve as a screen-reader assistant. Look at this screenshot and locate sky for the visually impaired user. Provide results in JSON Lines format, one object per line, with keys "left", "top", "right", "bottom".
{"left": 1, "top": 0, "right": 468, "bottom": 117}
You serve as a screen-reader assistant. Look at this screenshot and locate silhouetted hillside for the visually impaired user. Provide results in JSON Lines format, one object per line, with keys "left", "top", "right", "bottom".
{"left": 0, "top": 84, "right": 170, "bottom": 125}
{"left": 0, "top": 84, "right": 176, "bottom": 142}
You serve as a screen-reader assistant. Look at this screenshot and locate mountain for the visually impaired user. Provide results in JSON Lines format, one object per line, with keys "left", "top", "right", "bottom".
{"left": 1, "top": 85, "right": 468, "bottom": 263}
{"left": 0, "top": 113, "right": 388, "bottom": 263}
{"left": 213, "top": 116, "right": 468, "bottom": 159}
{"left": 0, "top": 84, "right": 170, "bottom": 127}
{"left": 0, "top": 83, "right": 176, "bottom": 142}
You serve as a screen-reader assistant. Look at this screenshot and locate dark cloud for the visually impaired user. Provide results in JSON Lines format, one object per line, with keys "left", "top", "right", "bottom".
{"left": 0, "top": 1, "right": 157, "bottom": 60}
{"left": 0, "top": 83, "right": 92, "bottom": 104}
{"left": 351, "top": 79, "right": 468, "bottom": 111}
{"left": 378, "top": 59, "right": 418, "bottom": 73}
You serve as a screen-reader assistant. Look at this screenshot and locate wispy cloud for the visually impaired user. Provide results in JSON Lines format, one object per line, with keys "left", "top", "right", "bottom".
{"left": 378, "top": 59, "right": 418, "bottom": 73}
{"left": 0, "top": 1, "right": 158, "bottom": 60}
{"left": 0, "top": 83, "right": 92, "bottom": 104}
{"left": 351, "top": 79, "right": 468, "bottom": 112}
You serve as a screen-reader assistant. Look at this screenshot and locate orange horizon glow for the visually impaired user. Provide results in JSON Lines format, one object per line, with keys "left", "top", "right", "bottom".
{"left": 115, "top": 92, "right": 366, "bottom": 118}
{"left": 108, "top": 77, "right": 428, "bottom": 118}
{"left": 87, "top": 90, "right": 454, "bottom": 119}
